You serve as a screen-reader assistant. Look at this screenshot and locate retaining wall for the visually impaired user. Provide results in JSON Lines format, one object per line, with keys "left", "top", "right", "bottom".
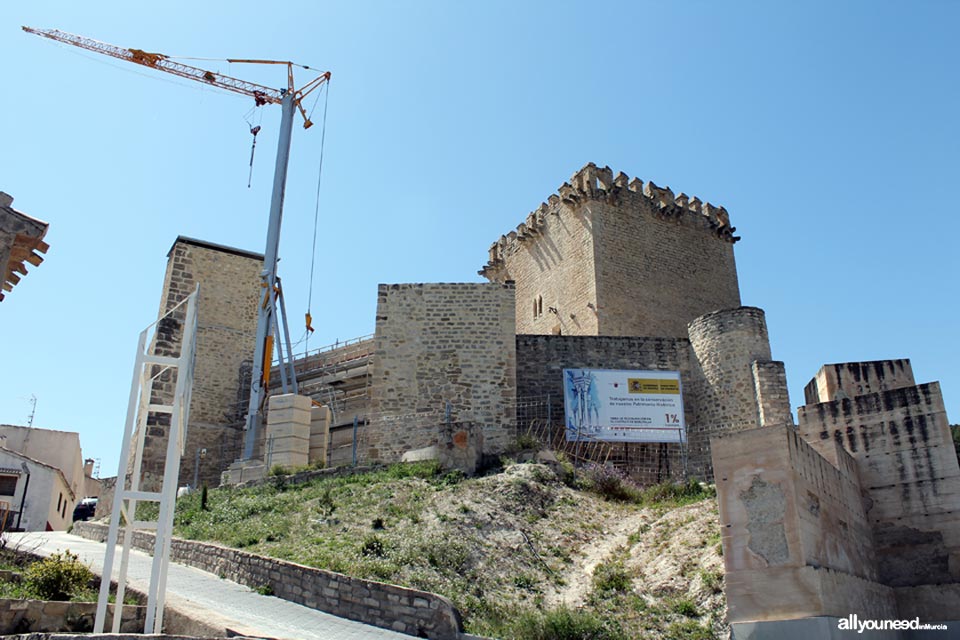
{"left": 72, "top": 521, "right": 463, "bottom": 639}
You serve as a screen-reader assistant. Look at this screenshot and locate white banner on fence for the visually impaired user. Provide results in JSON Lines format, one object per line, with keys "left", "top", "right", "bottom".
{"left": 562, "top": 369, "right": 686, "bottom": 443}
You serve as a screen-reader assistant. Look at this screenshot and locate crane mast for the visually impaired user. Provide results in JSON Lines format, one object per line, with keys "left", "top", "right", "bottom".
{"left": 23, "top": 27, "right": 330, "bottom": 461}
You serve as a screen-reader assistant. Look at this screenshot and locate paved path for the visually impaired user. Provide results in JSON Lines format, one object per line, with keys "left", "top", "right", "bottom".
{"left": 7, "top": 531, "right": 413, "bottom": 640}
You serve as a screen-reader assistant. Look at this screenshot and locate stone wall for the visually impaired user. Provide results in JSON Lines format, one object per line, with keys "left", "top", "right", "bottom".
{"left": 797, "top": 379, "right": 960, "bottom": 591}
{"left": 480, "top": 163, "right": 741, "bottom": 339}
{"left": 0, "top": 599, "right": 144, "bottom": 634}
{"left": 712, "top": 425, "right": 899, "bottom": 623}
{"left": 803, "top": 359, "right": 915, "bottom": 405}
{"left": 72, "top": 522, "right": 462, "bottom": 639}
{"left": 368, "top": 283, "right": 517, "bottom": 461}
{"left": 140, "top": 237, "right": 262, "bottom": 490}
{"left": 687, "top": 307, "right": 778, "bottom": 479}
{"left": 751, "top": 361, "right": 793, "bottom": 427}
{"left": 515, "top": 334, "right": 691, "bottom": 484}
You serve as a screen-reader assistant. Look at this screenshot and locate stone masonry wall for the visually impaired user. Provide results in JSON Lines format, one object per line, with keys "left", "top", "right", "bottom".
{"left": 369, "top": 283, "right": 517, "bottom": 461}
{"left": 140, "top": 237, "right": 262, "bottom": 490}
{"left": 797, "top": 381, "right": 960, "bottom": 592}
{"left": 687, "top": 307, "right": 774, "bottom": 480}
{"left": 72, "top": 522, "right": 462, "bottom": 640}
{"left": 712, "top": 425, "right": 899, "bottom": 623}
{"left": 515, "top": 334, "right": 692, "bottom": 485}
{"left": 803, "top": 359, "right": 915, "bottom": 405}
{"left": 0, "top": 599, "right": 144, "bottom": 634}
{"left": 481, "top": 163, "right": 741, "bottom": 339}
{"left": 752, "top": 361, "right": 793, "bottom": 427}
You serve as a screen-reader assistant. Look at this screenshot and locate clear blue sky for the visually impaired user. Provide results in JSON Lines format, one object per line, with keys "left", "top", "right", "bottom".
{"left": 2, "top": 1, "right": 957, "bottom": 476}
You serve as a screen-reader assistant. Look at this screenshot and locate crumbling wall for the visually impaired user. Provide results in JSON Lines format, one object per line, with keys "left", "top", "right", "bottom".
{"left": 368, "top": 283, "right": 516, "bottom": 461}
{"left": 712, "top": 425, "right": 899, "bottom": 623}
{"left": 797, "top": 379, "right": 960, "bottom": 592}
{"left": 480, "top": 163, "right": 740, "bottom": 339}
{"left": 140, "top": 237, "right": 262, "bottom": 490}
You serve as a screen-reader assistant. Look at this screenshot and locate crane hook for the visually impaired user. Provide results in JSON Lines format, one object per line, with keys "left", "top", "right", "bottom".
{"left": 247, "top": 125, "right": 262, "bottom": 188}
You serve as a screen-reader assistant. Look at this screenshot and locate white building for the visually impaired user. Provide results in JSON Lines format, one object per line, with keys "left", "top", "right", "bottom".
{"left": 0, "top": 447, "right": 75, "bottom": 532}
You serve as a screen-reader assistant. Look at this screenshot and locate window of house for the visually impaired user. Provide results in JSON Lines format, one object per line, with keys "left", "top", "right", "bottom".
{"left": 534, "top": 295, "right": 544, "bottom": 319}
{"left": 57, "top": 493, "right": 62, "bottom": 511}
{"left": 0, "top": 475, "right": 17, "bottom": 496}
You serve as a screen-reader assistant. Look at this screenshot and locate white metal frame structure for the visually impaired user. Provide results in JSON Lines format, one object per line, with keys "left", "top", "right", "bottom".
{"left": 95, "top": 287, "right": 200, "bottom": 634}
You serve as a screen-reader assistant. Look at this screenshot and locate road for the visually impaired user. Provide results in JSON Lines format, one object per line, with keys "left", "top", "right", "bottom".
{"left": 6, "top": 531, "right": 414, "bottom": 640}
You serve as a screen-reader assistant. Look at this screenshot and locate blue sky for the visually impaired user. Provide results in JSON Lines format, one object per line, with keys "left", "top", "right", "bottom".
{"left": 1, "top": 1, "right": 957, "bottom": 476}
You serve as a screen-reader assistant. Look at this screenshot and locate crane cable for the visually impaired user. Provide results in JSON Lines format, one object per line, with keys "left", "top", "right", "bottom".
{"left": 304, "top": 82, "right": 330, "bottom": 352}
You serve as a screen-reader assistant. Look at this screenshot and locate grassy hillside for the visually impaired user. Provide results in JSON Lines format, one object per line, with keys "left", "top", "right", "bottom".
{"left": 145, "top": 460, "right": 726, "bottom": 639}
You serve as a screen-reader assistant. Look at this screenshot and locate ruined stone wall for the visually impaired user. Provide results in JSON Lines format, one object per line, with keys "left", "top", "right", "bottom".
{"left": 712, "top": 425, "right": 899, "bottom": 623}
{"left": 368, "top": 283, "right": 516, "bottom": 461}
{"left": 797, "top": 380, "right": 960, "bottom": 591}
{"left": 480, "top": 163, "right": 740, "bottom": 339}
{"left": 141, "top": 237, "right": 262, "bottom": 489}
{"left": 803, "top": 359, "right": 915, "bottom": 405}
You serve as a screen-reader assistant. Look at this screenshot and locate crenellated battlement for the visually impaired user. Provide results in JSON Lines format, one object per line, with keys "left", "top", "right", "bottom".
{"left": 480, "top": 162, "right": 738, "bottom": 278}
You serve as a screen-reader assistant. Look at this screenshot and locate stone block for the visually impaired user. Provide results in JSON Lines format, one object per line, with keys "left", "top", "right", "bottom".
{"left": 269, "top": 393, "right": 314, "bottom": 412}
{"left": 266, "top": 422, "right": 311, "bottom": 441}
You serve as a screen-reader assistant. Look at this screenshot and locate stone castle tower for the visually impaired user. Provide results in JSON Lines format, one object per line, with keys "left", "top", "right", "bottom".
{"left": 486, "top": 163, "right": 792, "bottom": 482}
{"left": 480, "top": 162, "right": 741, "bottom": 338}
{"left": 139, "top": 237, "right": 263, "bottom": 490}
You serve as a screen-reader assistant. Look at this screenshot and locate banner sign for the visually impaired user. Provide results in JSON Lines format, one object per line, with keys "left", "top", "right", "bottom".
{"left": 562, "top": 369, "right": 685, "bottom": 443}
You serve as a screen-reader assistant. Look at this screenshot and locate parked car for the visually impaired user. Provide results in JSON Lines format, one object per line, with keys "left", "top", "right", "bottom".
{"left": 72, "top": 497, "right": 98, "bottom": 522}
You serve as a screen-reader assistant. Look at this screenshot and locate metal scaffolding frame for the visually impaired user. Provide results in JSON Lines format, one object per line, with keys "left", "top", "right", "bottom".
{"left": 94, "top": 286, "right": 199, "bottom": 634}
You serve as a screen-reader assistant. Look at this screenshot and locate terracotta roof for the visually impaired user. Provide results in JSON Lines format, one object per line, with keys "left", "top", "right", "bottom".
{"left": 0, "top": 192, "right": 49, "bottom": 302}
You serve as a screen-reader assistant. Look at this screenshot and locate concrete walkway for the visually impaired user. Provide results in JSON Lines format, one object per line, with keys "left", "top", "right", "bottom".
{"left": 7, "top": 531, "right": 414, "bottom": 640}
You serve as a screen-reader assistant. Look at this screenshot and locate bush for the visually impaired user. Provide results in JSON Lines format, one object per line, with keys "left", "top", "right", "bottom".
{"left": 510, "top": 605, "right": 626, "bottom": 640}
{"left": 592, "top": 560, "right": 632, "bottom": 594}
{"left": 582, "top": 464, "right": 639, "bottom": 502}
{"left": 639, "top": 479, "right": 715, "bottom": 506}
{"left": 669, "top": 597, "right": 700, "bottom": 618}
{"left": 24, "top": 551, "right": 93, "bottom": 601}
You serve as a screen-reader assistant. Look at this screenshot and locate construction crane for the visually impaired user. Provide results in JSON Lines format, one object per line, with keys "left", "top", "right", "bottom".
{"left": 23, "top": 26, "right": 330, "bottom": 635}
{"left": 23, "top": 26, "right": 329, "bottom": 461}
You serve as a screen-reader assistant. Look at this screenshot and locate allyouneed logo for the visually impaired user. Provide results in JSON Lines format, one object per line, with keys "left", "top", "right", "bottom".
{"left": 838, "top": 614, "right": 948, "bottom": 633}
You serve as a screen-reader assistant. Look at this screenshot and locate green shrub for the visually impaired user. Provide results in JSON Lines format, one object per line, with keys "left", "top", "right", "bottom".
{"left": 255, "top": 583, "right": 274, "bottom": 596}
{"left": 639, "top": 479, "right": 715, "bottom": 506}
{"left": 510, "top": 605, "right": 626, "bottom": 640}
{"left": 592, "top": 560, "right": 632, "bottom": 594}
{"left": 669, "top": 597, "right": 699, "bottom": 618}
{"left": 665, "top": 620, "right": 713, "bottom": 640}
{"left": 360, "top": 535, "right": 385, "bottom": 557}
{"left": 699, "top": 568, "right": 723, "bottom": 594}
{"left": 268, "top": 464, "right": 289, "bottom": 477}
{"left": 24, "top": 551, "right": 93, "bottom": 601}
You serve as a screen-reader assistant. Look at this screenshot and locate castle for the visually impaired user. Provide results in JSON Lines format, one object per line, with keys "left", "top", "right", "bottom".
{"left": 137, "top": 162, "right": 797, "bottom": 487}
{"left": 128, "top": 162, "right": 958, "bottom": 629}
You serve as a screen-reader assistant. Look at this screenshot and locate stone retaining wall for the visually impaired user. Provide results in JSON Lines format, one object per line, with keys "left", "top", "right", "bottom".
{"left": 72, "top": 521, "right": 463, "bottom": 639}
{"left": 0, "top": 599, "right": 144, "bottom": 634}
